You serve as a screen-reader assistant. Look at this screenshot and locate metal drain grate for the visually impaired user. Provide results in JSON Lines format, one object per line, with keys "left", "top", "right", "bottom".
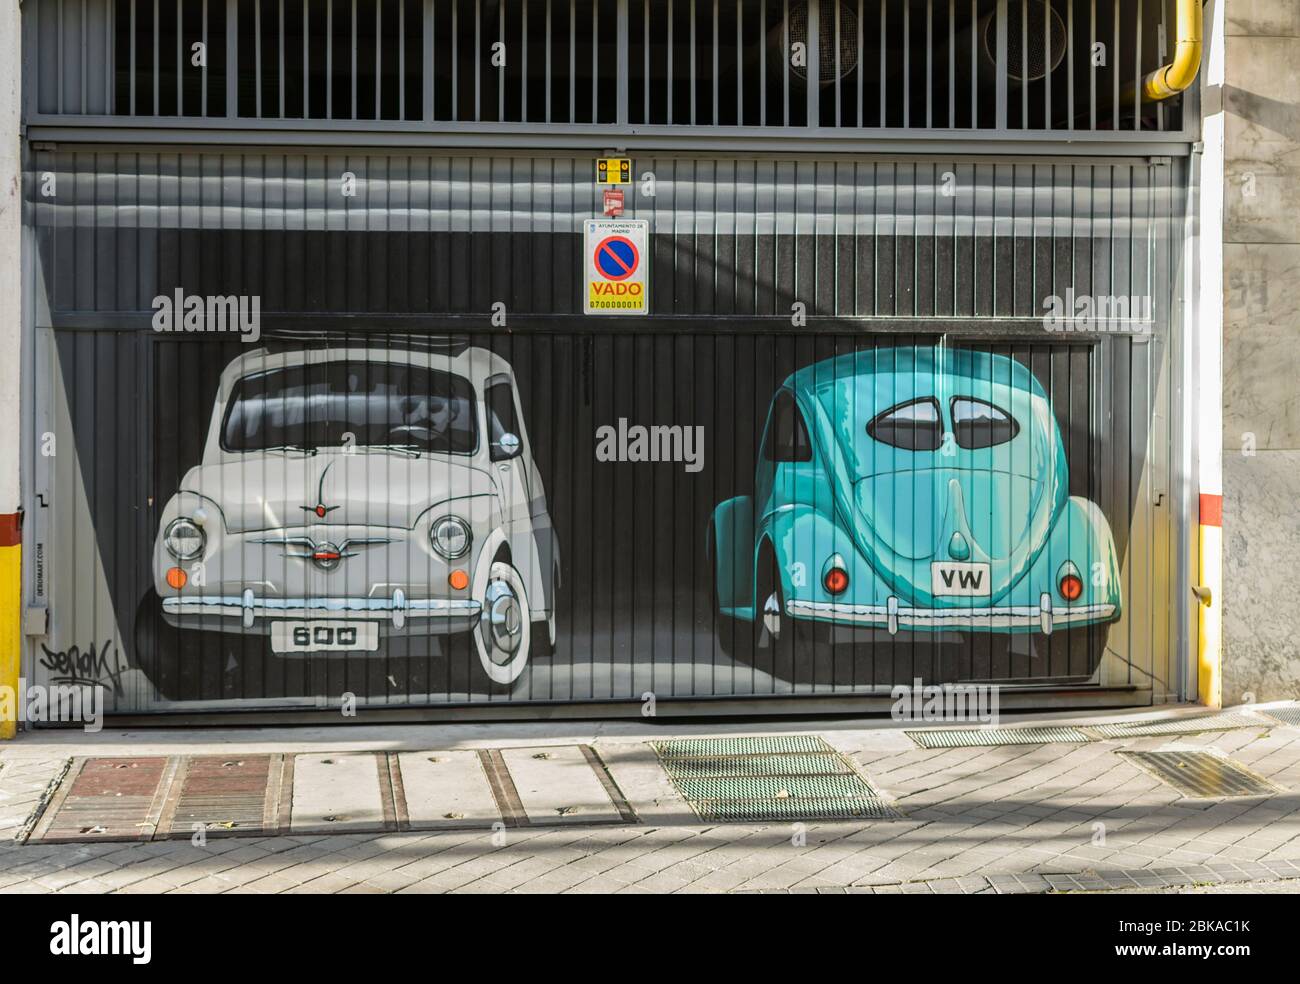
{"left": 652, "top": 735, "right": 898, "bottom": 823}
{"left": 906, "top": 726, "right": 1094, "bottom": 749}
{"left": 1259, "top": 706, "right": 1300, "bottom": 727}
{"left": 1120, "top": 751, "right": 1281, "bottom": 799}
{"left": 653, "top": 735, "right": 829, "bottom": 759}
{"left": 1086, "top": 712, "right": 1270, "bottom": 739}
{"left": 662, "top": 753, "right": 855, "bottom": 779}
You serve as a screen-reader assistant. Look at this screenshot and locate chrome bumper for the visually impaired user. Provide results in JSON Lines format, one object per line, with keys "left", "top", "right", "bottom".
{"left": 786, "top": 594, "right": 1116, "bottom": 635}
{"left": 163, "top": 589, "right": 481, "bottom": 630}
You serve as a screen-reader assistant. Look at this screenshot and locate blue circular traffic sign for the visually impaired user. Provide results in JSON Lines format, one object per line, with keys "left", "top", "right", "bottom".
{"left": 594, "top": 236, "right": 639, "bottom": 282}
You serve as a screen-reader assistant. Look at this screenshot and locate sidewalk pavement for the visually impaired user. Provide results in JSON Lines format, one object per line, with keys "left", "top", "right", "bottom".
{"left": 3, "top": 705, "right": 1300, "bottom": 895}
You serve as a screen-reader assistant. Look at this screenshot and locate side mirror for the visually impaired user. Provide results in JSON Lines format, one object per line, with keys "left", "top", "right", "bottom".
{"left": 493, "top": 432, "right": 522, "bottom": 460}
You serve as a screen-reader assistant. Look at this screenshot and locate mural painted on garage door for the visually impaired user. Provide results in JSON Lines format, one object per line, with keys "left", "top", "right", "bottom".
{"left": 26, "top": 151, "right": 1179, "bottom": 713}
{"left": 42, "top": 328, "right": 1139, "bottom": 709}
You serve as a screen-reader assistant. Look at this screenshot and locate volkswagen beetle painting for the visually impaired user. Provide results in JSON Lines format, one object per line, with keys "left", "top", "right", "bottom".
{"left": 144, "top": 344, "right": 558, "bottom": 696}
{"left": 709, "top": 345, "right": 1121, "bottom": 681}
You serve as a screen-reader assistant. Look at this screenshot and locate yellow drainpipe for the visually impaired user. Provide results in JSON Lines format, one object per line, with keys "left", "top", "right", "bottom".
{"left": 1142, "top": 0, "right": 1205, "bottom": 101}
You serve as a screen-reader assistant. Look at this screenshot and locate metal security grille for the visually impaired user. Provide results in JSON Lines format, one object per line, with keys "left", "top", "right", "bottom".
{"left": 28, "top": 0, "right": 1189, "bottom": 137}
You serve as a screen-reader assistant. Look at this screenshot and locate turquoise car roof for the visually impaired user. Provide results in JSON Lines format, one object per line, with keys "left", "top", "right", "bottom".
{"left": 786, "top": 346, "right": 1049, "bottom": 404}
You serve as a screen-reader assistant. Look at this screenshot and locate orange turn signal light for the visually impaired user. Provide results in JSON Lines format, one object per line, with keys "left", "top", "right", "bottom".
{"left": 448, "top": 569, "right": 469, "bottom": 590}
{"left": 166, "top": 566, "right": 188, "bottom": 590}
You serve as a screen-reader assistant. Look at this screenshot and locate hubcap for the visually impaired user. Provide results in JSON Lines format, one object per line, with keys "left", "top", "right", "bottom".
{"left": 482, "top": 579, "right": 523, "bottom": 663}
{"left": 762, "top": 591, "right": 782, "bottom": 639}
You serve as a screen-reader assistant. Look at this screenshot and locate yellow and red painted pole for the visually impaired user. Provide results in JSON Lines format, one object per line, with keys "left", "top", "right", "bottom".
{"left": 0, "top": 515, "right": 18, "bottom": 740}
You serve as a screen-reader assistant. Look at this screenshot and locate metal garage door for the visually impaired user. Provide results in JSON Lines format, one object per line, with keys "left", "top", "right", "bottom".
{"left": 22, "top": 149, "right": 1184, "bottom": 715}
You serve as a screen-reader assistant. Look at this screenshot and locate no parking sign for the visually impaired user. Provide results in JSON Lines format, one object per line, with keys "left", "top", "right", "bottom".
{"left": 584, "top": 219, "right": 649, "bottom": 316}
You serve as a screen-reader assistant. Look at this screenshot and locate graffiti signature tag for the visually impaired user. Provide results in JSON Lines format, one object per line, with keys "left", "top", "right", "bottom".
{"left": 38, "top": 640, "right": 127, "bottom": 698}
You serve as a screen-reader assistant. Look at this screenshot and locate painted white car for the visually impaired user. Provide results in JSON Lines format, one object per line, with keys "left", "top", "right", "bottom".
{"left": 151, "top": 344, "right": 558, "bottom": 687}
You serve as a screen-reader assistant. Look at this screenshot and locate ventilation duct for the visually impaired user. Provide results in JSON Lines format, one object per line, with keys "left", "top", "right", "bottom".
{"left": 767, "top": 1, "right": 861, "bottom": 88}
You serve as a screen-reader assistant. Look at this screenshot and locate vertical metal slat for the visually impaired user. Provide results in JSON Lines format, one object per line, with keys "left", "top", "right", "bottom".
{"left": 255, "top": 0, "right": 262, "bottom": 117}
{"left": 666, "top": 0, "right": 673, "bottom": 125}
{"left": 689, "top": 0, "right": 696, "bottom": 125}
{"left": 303, "top": 0, "right": 310, "bottom": 118}
{"left": 783, "top": 0, "right": 790, "bottom": 126}
{"left": 1133, "top": 0, "right": 1142, "bottom": 131}
{"left": 948, "top": 0, "right": 955, "bottom": 128}
{"left": 736, "top": 0, "right": 742, "bottom": 126}
{"left": 644, "top": 0, "right": 651, "bottom": 122}
{"left": 878, "top": 0, "right": 885, "bottom": 126}
{"left": 805, "top": 0, "right": 817, "bottom": 126}
{"left": 226, "top": 0, "right": 236, "bottom": 117}
{"left": 424, "top": 0, "right": 434, "bottom": 122}
{"left": 924, "top": 0, "right": 932, "bottom": 129}
{"left": 153, "top": 0, "right": 160, "bottom": 114}
{"left": 760, "top": 0, "right": 767, "bottom": 127}
{"left": 545, "top": 0, "right": 553, "bottom": 123}
{"left": 202, "top": 0, "right": 209, "bottom": 115}
{"left": 856, "top": 0, "right": 862, "bottom": 127}
{"left": 1066, "top": 0, "right": 1074, "bottom": 129}
{"left": 711, "top": 0, "right": 718, "bottom": 126}
{"left": 833, "top": 0, "right": 841, "bottom": 127}
{"left": 995, "top": 0, "right": 1007, "bottom": 129}
{"left": 130, "top": 0, "right": 137, "bottom": 115}
{"left": 591, "top": 0, "right": 598, "bottom": 123}
{"left": 176, "top": 0, "right": 183, "bottom": 115}
{"left": 617, "top": 0, "right": 629, "bottom": 126}
{"left": 280, "top": 0, "right": 286, "bottom": 118}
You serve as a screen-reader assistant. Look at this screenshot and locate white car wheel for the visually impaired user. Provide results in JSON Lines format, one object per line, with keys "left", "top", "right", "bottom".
{"left": 474, "top": 561, "right": 532, "bottom": 685}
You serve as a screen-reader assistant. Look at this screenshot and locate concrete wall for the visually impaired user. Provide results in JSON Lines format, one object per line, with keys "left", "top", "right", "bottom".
{"left": 1, "top": 0, "right": 23, "bottom": 738}
{"left": 1222, "top": 1, "right": 1300, "bottom": 702}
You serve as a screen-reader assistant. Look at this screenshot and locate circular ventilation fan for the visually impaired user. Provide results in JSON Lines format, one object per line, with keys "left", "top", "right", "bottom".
{"left": 987, "top": 0, "right": 1068, "bottom": 83}
{"left": 786, "top": 1, "right": 860, "bottom": 86}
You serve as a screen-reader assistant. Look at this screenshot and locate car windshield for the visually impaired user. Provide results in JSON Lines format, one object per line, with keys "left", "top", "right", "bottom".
{"left": 221, "top": 361, "right": 477, "bottom": 454}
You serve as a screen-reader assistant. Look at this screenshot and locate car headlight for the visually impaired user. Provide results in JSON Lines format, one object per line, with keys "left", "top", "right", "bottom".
{"left": 164, "top": 517, "right": 207, "bottom": 561}
{"left": 429, "top": 516, "right": 472, "bottom": 560}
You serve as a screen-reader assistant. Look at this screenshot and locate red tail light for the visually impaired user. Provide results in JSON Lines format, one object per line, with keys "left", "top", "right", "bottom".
{"left": 1059, "top": 573, "right": 1083, "bottom": 601}
{"left": 823, "top": 567, "right": 850, "bottom": 595}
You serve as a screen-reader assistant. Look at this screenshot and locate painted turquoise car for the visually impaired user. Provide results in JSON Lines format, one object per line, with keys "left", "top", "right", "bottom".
{"left": 710, "top": 346, "right": 1121, "bottom": 672}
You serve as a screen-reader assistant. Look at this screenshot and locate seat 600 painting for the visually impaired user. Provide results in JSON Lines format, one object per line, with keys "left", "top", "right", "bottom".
{"left": 709, "top": 346, "right": 1121, "bottom": 679}
{"left": 146, "top": 344, "right": 558, "bottom": 693}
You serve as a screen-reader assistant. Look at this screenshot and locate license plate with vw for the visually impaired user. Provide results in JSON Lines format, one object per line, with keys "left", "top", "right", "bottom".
{"left": 270, "top": 621, "right": 380, "bottom": 653}
{"left": 931, "top": 561, "right": 992, "bottom": 598}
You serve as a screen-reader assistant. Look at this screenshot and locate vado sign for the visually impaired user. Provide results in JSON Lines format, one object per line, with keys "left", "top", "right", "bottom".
{"left": 584, "top": 219, "right": 649, "bottom": 316}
